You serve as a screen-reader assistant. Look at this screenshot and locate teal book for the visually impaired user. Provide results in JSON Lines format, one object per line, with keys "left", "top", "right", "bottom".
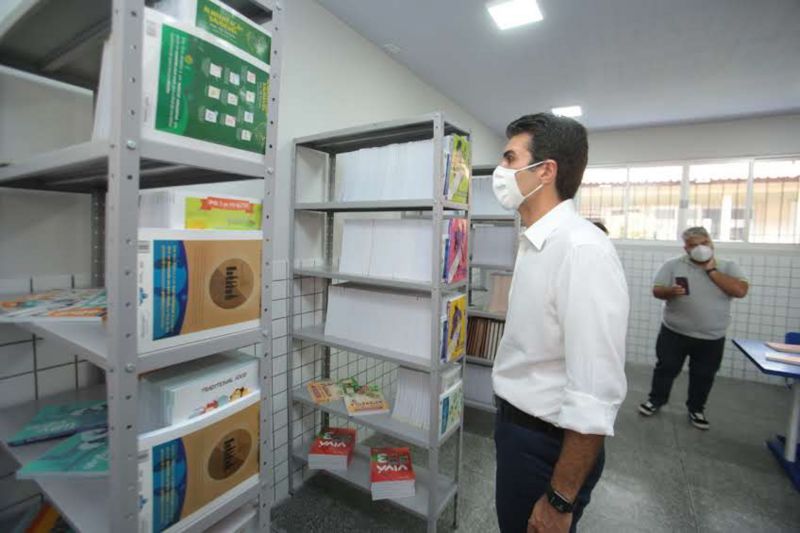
{"left": 8, "top": 400, "right": 107, "bottom": 446}
{"left": 17, "top": 429, "right": 108, "bottom": 478}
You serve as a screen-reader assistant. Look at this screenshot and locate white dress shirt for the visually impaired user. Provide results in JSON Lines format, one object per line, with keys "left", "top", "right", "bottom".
{"left": 492, "top": 200, "right": 628, "bottom": 436}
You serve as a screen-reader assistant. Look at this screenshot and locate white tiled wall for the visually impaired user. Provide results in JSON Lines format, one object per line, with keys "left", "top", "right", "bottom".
{"left": 617, "top": 243, "right": 800, "bottom": 385}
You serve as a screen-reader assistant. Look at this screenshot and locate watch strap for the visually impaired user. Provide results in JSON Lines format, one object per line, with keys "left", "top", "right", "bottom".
{"left": 546, "top": 485, "right": 574, "bottom": 514}
{"left": 706, "top": 267, "right": 718, "bottom": 275}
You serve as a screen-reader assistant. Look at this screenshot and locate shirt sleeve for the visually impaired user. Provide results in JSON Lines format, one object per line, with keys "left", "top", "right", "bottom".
{"left": 723, "top": 260, "right": 748, "bottom": 282}
{"left": 555, "top": 244, "right": 629, "bottom": 436}
{"left": 652, "top": 259, "right": 673, "bottom": 287}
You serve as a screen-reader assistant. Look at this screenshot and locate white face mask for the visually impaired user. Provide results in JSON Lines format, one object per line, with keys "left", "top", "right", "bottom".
{"left": 492, "top": 160, "right": 546, "bottom": 211}
{"left": 689, "top": 244, "right": 713, "bottom": 262}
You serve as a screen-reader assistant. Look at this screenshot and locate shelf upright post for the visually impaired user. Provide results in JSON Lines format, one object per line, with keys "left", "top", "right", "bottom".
{"left": 287, "top": 140, "right": 299, "bottom": 497}
{"left": 106, "top": 0, "right": 145, "bottom": 531}
{"left": 258, "top": 0, "right": 283, "bottom": 528}
{"left": 427, "top": 113, "right": 446, "bottom": 533}
{"left": 91, "top": 191, "right": 105, "bottom": 287}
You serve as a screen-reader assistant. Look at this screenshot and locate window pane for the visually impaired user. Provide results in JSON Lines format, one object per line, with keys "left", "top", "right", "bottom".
{"left": 751, "top": 159, "right": 800, "bottom": 244}
{"left": 578, "top": 168, "right": 627, "bottom": 238}
{"left": 627, "top": 166, "right": 682, "bottom": 240}
{"left": 687, "top": 162, "right": 749, "bottom": 242}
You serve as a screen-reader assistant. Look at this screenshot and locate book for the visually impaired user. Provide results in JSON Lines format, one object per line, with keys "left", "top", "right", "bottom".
{"left": 439, "top": 381, "right": 464, "bottom": 437}
{"left": 154, "top": 0, "right": 272, "bottom": 65}
{"left": 341, "top": 381, "right": 390, "bottom": 416}
{"left": 0, "top": 288, "right": 105, "bottom": 322}
{"left": 765, "top": 352, "right": 800, "bottom": 366}
{"left": 472, "top": 224, "right": 516, "bottom": 269}
{"left": 467, "top": 316, "right": 505, "bottom": 361}
{"left": 370, "top": 447, "right": 415, "bottom": 501}
{"left": 308, "top": 427, "right": 356, "bottom": 470}
{"left": 444, "top": 134, "right": 471, "bottom": 204}
{"left": 487, "top": 273, "right": 512, "bottom": 315}
{"left": 442, "top": 294, "right": 466, "bottom": 363}
{"left": 17, "top": 429, "right": 109, "bottom": 479}
{"left": 8, "top": 400, "right": 107, "bottom": 446}
{"left": 443, "top": 218, "right": 468, "bottom": 284}
{"left": 139, "top": 190, "right": 262, "bottom": 230}
{"left": 391, "top": 366, "right": 462, "bottom": 436}
{"left": 137, "top": 229, "right": 261, "bottom": 353}
{"left": 306, "top": 379, "right": 343, "bottom": 405}
{"left": 94, "top": 8, "right": 270, "bottom": 162}
{"left": 766, "top": 342, "right": 800, "bottom": 354}
{"left": 338, "top": 217, "right": 468, "bottom": 285}
{"left": 26, "top": 290, "right": 107, "bottom": 322}
{"left": 138, "top": 395, "right": 259, "bottom": 533}
{"left": 139, "top": 351, "right": 259, "bottom": 432}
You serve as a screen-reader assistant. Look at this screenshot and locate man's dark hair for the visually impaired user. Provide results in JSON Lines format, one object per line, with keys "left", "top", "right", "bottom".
{"left": 505, "top": 113, "right": 588, "bottom": 200}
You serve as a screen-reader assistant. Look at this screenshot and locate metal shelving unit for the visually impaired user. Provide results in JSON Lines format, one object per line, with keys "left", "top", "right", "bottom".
{"left": 464, "top": 165, "right": 519, "bottom": 412}
{"left": 288, "top": 113, "right": 469, "bottom": 533}
{"left": 0, "top": 1, "right": 282, "bottom": 531}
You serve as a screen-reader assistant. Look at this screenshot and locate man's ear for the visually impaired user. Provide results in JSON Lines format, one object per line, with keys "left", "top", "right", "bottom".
{"left": 540, "top": 160, "right": 558, "bottom": 186}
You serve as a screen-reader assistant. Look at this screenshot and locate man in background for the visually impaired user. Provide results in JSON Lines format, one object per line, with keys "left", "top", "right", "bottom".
{"left": 491, "top": 113, "right": 628, "bottom": 532}
{"left": 639, "top": 226, "right": 749, "bottom": 429}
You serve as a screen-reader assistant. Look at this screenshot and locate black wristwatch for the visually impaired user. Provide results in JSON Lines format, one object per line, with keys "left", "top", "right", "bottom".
{"left": 706, "top": 268, "right": 718, "bottom": 276}
{"left": 546, "top": 485, "right": 574, "bottom": 514}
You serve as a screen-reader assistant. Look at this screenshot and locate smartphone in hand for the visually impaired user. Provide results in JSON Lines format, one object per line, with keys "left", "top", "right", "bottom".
{"left": 675, "top": 276, "right": 690, "bottom": 295}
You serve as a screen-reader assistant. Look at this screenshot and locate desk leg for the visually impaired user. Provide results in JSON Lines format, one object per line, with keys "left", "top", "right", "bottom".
{"left": 786, "top": 380, "right": 800, "bottom": 463}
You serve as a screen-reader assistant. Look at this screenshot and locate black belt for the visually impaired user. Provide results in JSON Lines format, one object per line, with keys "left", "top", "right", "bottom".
{"left": 496, "top": 396, "right": 564, "bottom": 437}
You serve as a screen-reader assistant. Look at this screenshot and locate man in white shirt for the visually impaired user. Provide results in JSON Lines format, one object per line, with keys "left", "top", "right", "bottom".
{"left": 491, "top": 113, "right": 629, "bottom": 533}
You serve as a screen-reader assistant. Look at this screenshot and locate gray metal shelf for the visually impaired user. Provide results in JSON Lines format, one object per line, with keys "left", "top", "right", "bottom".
{"left": 294, "top": 265, "right": 467, "bottom": 293}
{"left": 0, "top": 0, "right": 281, "bottom": 531}
{"left": 467, "top": 307, "right": 506, "bottom": 321}
{"left": 0, "top": 0, "right": 274, "bottom": 90}
{"left": 466, "top": 356, "right": 494, "bottom": 367}
{"left": 470, "top": 214, "right": 516, "bottom": 222}
{"left": 0, "top": 139, "right": 266, "bottom": 193}
{"left": 294, "top": 199, "right": 468, "bottom": 212}
{"left": 464, "top": 399, "right": 497, "bottom": 413}
{"left": 470, "top": 262, "right": 514, "bottom": 272}
{"left": 288, "top": 114, "right": 468, "bottom": 532}
{"left": 292, "top": 324, "right": 435, "bottom": 373}
{"left": 16, "top": 321, "right": 262, "bottom": 374}
{"left": 291, "top": 443, "right": 458, "bottom": 521}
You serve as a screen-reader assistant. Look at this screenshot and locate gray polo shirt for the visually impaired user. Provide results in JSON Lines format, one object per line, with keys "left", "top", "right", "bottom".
{"left": 653, "top": 255, "right": 747, "bottom": 340}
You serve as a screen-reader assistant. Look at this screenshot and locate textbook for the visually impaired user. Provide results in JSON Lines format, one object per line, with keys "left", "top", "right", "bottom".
{"left": 17, "top": 429, "right": 109, "bottom": 479}
{"left": 140, "top": 190, "right": 262, "bottom": 230}
{"left": 441, "top": 294, "right": 467, "bottom": 363}
{"left": 308, "top": 427, "right": 356, "bottom": 470}
{"left": 138, "top": 395, "right": 259, "bottom": 533}
{"left": 391, "top": 366, "right": 462, "bottom": 437}
{"left": 341, "top": 380, "right": 390, "bottom": 416}
{"left": 139, "top": 351, "right": 259, "bottom": 432}
{"left": 370, "top": 447, "right": 415, "bottom": 500}
{"left": 137, "top": 229, "right": 261, "bottom": 353}
{"left": 8, "top": 400, "right": 107, "bottom": 446}
{"left": 306, "top": 379, "right": 343, "bottom": 405}
{"left": 443, "top": 134, "right": 471, "bottom": 204}
{"left": 0, "top": 288, "right": 105, "bottom": 322}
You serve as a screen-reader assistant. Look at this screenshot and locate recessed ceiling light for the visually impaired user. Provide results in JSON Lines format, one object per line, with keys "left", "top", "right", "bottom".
{"left": 551, "top": 105, "right": 583, "bottom": 118}
{"left": 487, "top": 0, "right": 543, "bottom": 30}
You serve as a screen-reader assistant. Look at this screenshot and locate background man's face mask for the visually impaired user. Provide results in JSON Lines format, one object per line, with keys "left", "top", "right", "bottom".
{"left": 689, "top": 244, "right": 713, "bottom": 262}
{"left": 492, "top": 160, "right": 546, "bottom": 210}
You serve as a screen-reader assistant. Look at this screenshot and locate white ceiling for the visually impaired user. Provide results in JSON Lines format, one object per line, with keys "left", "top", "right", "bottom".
{"left": 316, "top": 0, "right": 800, "bottom": 134}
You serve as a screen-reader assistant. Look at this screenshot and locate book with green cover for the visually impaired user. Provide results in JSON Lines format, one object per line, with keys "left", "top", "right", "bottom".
{"left": 17, "top": 429, "right": 109, "bottom": 478}
{"left": 445, "top": 135, "right": 471, "bottom": 204}
{"left": 7, "top": 400, "right": 107, "bottom": 446}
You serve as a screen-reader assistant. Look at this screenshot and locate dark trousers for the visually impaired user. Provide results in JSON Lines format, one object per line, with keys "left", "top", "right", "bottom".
{"left": 494, "top": 399, "right": 605, "bottom": 533}
{"left": 648, "top": 325, "right": 725, "bottom": 412}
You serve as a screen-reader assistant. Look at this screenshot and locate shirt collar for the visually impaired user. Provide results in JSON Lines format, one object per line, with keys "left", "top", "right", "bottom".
{"left": 522, "top": 199, "right": 577, "bottom": 250}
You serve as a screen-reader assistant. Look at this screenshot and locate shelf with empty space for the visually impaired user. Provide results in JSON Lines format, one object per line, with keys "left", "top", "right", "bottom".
{"left": 293, "top": 265, "right": 467, "bottom": 293}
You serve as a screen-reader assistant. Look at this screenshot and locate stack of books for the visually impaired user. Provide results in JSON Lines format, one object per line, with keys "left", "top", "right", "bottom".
{"left": 765, "top": 341, "right": 800, "bottom": 366}
{"left": 335, "top": 135, "right": 471, "bottom": 203}
{"left": 472, "top": 225, "right": 516, "bottom": 269}
{"left": 17, "top": 428, "right": 109, "bottom": 479}
{"left": 340, "top": 380, "right": 391, "bottom": 416}
{"left": 308, "top": 427, "right": 357, "bottom": 470}
{"left": 0, "top": 288, "right": 106, "bottom": 323}
{"left": 139, "top": 190, "right": 263, "bottom": 231}
{"left": 391, "top": 365, "right": 463, "bottom": 437}
{"left": 467, "top": 317, "right": 506, "bottom": 362}
{"left": 8, "top": 400, "right": 107, "bottom": 446}
{"left": 370, "top": 447, "right": 416, "bottom": 500}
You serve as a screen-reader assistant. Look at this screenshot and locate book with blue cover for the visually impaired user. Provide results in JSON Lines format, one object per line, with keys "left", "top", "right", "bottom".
{"left": 17, "top": 429, "right": 109, "bottom": 478}
{"left": 7, "top": 400, "right": 107, "bottom": 446}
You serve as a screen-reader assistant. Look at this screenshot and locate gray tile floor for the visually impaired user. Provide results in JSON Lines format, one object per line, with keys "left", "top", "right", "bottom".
{"left": 272, "top": 363, "right": 800, "bottom": 532}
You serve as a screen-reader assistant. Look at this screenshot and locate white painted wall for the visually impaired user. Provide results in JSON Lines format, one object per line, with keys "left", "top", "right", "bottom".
{"left": 588, "top": 113, "right": 800, "bottom": 165}
{"left": 0, "top": 68, "right": 94, "bottom": 278}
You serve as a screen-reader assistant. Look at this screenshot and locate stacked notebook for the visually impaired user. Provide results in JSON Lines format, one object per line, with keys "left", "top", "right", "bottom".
{"left": 336, "top": 135, "right": 471, "bottom": 203}
{"left": 8, "top": 400, "right": 107, "bottom": 446}
{"left": 0, "top": 288, "right": 106, "bottom": 323}
{"left": 370, "top": 447, "right": 416, "bottom": 500}
{"left": 338, "top": 217, "right": 468, "bottom": 285}
{"left": 391, "top": 365, "right": 463, "bottom": 437}
{"left": 340, "top": 380, "right": 391, "bottom": 416}
{"left": 17, "top": 429, "right": 109, "bottom": 479}
{"left": 308, "top": 427, "right": 357, "bottom": 470}
{"left": 139, "top": 190, "right": 263, "bottom": 230}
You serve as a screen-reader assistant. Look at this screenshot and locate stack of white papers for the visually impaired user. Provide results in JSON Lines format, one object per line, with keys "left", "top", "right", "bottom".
{"left": 471, "top": 176, "right": 513, "bottom": 217}
{"left": 472, "top": 225, "right": 517, "bottom": 268}
{"left": 391, "top": 365, "right": 463, "bottom": 436}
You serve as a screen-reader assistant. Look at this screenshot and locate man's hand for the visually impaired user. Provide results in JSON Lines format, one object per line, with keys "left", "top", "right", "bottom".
{"left": 669, "top": 285, "right": 686, "bottom": 297}
{"left": 528, "top": 494, "right": 572, "bottom": 533}
{"left": 701, "top": 257, "right": 717, "bottom": 271}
